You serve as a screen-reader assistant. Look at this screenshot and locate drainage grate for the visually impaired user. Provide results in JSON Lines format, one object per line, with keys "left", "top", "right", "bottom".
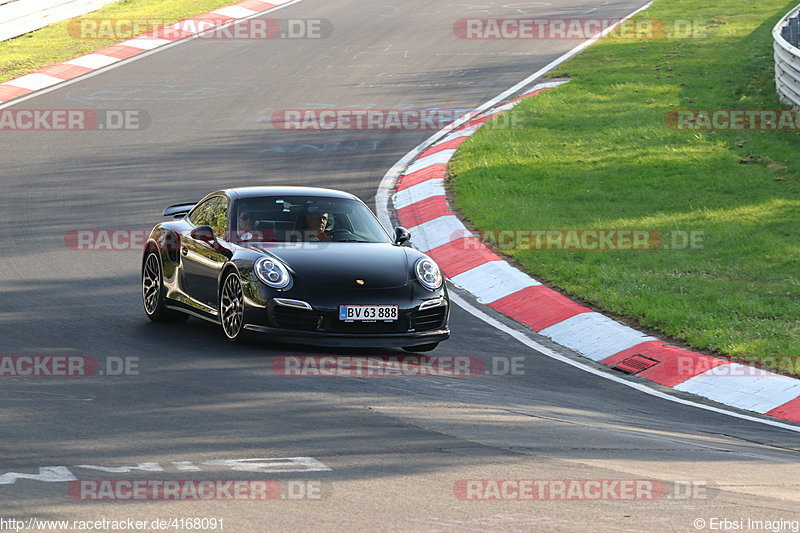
{"left": 613, "top": 354, "right": 660, "bottom": 375}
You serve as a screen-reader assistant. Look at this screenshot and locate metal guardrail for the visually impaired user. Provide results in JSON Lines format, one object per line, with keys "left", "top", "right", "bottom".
{"left": 774, "top": 4, "right": 800, "bottom": 108}
{"left": 0, "top": 0, "right": 119, "bottom": 42}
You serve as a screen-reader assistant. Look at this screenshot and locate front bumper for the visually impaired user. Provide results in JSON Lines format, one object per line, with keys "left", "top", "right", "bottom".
{"left": 240, "top": 324, "right": 449, "bottom": 348}
{"left": 242, "top": 295, "right": 449, "bottom": 348}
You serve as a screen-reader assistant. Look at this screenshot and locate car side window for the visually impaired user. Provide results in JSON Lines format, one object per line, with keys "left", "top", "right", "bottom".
{"left": 189, "top": 196, "right": 229, "bottom": 238}
{"left": 188, "top": 197, "right": 217, "bottom": 227}
{"left": 210, "top": 197, "right": 229, "bottom": 239}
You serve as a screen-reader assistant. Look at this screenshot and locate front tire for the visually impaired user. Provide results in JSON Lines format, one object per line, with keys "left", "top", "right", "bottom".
{"left": 402, "top": 343, "right": 439, "bottom": 353}
{"left": 142, "top": 251, "right": 188, "bottom": 322}
{"left": 220, "top": 270, "right": 248, "bottom": 343}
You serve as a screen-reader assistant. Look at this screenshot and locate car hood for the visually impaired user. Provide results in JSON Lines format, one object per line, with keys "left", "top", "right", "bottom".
{"left": 247, "top": 242, "right": 410, "bottom": 289}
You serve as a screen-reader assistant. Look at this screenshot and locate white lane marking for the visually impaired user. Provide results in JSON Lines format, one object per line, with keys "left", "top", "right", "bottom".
{"left": 520, "top": 79, "right": 569, "bottom": 96}
{"left": 394, "top": 179, "right": 446, "bottom": 209}
{"left": 66, "top": 54, "right": 121, "bottom": 70}
{"left": 212, "top": 5, "right": 257, "bottom": 18}
{"left": 405, "top": 149, "right": 457, "bottom": 175}
{"left": 0, "top": 467, "right": 76, "bottom": 485}
{"left": 431, "top": 125, "right": 479, "bottom": 146}
{"left": 3, "top": 73, "right": 64, "bottom": 91}
{"left": 0, "top": 457, "right": 332, "bottom": 485}
{"left": 502, "top": 3, "right": 553, "bottom": 15}
{"left": 172, "top": 461, "right": 202, "bottom": 471}
{"left": 486, "top": 100, "right": 521, "bottom": 114}
{"left": 375, "top": 0, "right": 800, "bottom": 431}
{"left": 450, "top": 261, "right": 540, "bottom": 303}
{"left": 167, "top": 20, "right": 218, "bottom": 33}
{"left": 0, "top": 0, "right": 306, "bottom": 110}
{"left": 119, "top": 37, "right": 173, "bottom": 50}
{"left": 675, "top": 364, "right": 800, "bottom": 414}
{"left": 377, "top": 150, "right": 425, "bottom": 232}
{"left": 449, "top": 292, "right": 800, "bottom": 434}
{"left": 406, "top": 215, "right": 470, "bottom": 252}
{"left": 76, "top": 462, "right": 163, "bottom": 473}
{"left": 539, "top": 312, "right": 657, "bottom": 361}
{"left": 65, "top": 54, "right": 121, "bottom": 69}
{"left": 201, "top": 457, "right": 332, "bottom": 473}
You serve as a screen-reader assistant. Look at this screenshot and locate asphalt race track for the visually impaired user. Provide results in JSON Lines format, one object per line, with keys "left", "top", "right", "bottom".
{"left": 1, "top": 0, "right": 799, "bottom": 531}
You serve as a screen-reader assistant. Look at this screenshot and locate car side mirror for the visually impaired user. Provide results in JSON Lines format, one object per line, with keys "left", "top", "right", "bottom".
{"left": 394, "top": 226, "right": 411, "bottom": 245}
{"left": 190, "top": 225, "right": 217, "bottom": 243}
{"left": 190, "top": 225, "right": 233, "bottom": 258}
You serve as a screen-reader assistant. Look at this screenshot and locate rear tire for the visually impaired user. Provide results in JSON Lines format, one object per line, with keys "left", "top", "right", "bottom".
{"left": 142, "top": 251, "right": 188, "bottom": 323}
{"left": 402, "top": 343, "right": 439, "bottom": 353}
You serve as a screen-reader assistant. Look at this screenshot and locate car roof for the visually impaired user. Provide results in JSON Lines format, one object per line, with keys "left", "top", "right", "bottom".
{"left": 223, "top": 186, "right": 359, "bottom": 201}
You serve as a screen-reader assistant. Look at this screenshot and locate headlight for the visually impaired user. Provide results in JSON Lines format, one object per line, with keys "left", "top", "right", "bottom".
{"left": 415, "top": 257, "right": 443, "bottom": 290}
{"left": 254, "top": 257, "right": 291, "bottom": 289}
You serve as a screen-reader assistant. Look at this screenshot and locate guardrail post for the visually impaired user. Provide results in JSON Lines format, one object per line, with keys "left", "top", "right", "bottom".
{"left": 774, "top": 5, "right": 800, "bottom": 108}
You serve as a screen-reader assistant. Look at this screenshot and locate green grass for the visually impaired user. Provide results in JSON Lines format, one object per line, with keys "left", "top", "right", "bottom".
{"left": 0, "top": 0, "right": 237, "bottom": 83}
{"left": 449, "top": 0, "right": 800, "bottom": 371}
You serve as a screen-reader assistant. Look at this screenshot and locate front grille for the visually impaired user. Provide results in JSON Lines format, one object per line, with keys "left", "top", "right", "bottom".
{"left": 272, "top": 304, "right": 445, "bottom": 335}
{"left": 273, "top": 306, "right": 321, "bottom": 331}
{"left": 411, "top": 306, "right": 447, "bottom": 332}
{"left": 326, "top": 316, "right": 409, "bottom": 334}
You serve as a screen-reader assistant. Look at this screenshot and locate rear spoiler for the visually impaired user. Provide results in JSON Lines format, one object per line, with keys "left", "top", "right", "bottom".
{"left": 163, "top": 203, "right": 196, "bottom": 218}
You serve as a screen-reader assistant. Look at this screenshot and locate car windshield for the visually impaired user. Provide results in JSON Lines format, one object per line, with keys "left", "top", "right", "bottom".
{"left": 232, "top": 195, "right": 392, "bottom": 244}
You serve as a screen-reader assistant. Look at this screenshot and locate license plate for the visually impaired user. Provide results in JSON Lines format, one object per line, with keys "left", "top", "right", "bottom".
{"left": 339, "top": 305, "right": 399, "bottom": 322}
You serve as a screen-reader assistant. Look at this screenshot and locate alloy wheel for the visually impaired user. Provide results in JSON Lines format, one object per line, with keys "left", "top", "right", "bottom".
{"left": 221, "top": 272, "right": 244, "bottom": 339}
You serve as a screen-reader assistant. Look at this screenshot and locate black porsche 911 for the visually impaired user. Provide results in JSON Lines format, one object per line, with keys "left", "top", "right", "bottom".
{"left": 141, "top": 186, "right": 449, "bottom": 351}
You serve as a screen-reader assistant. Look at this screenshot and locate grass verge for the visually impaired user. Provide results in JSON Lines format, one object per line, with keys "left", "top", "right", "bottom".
{"left": 449, "top": 0, "right": 800, "bottom": 371}
{"left": 0, "top": 0, "right": 239, "bottom": 83}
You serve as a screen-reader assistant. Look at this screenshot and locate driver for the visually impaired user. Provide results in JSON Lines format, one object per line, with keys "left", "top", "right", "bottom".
{"left": 238, "top": 210, "right": 254, "bottom": 233}
{"left": 305, "top": 211, "right": 330, "bottom": 241}
{"left": 236, "top": 209, "right": 264, "bottom": 241}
